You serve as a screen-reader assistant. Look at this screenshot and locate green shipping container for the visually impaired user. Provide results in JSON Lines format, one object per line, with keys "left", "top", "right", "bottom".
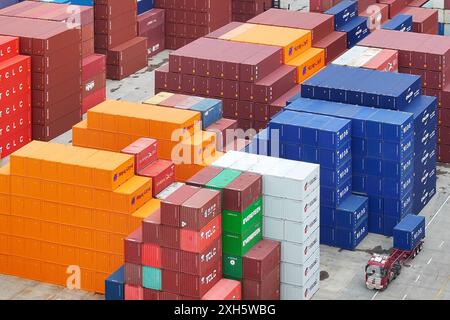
{"left": 222, "top": 197, "right": 263, "bottom": 235}
{"left": 223, "top": 253, "right": 243, "bottom": 279}
{"left": 222, "top": 221, "right": 263, "bottom": 256}
{"left": 142, "top": 266, "right": 161, "bottom": 290}
{"left": 205, "top": 169, "right": 241, "bottom": 191}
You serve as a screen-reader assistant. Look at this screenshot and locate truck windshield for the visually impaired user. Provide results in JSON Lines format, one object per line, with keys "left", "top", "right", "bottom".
{"left": 366, "top": 265, "right": 382, "bottom": 276}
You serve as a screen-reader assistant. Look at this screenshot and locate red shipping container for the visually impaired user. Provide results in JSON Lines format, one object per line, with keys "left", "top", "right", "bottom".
{"left": 179, "top": 188, "right": 221, "bottom": 231}
{"left": 162, "top": 269, "right": 180, "bottom": 294}
{"left": 142, "top": 209, "right": 161, "bottom": 244}
{"left": 313, "top": 31, "right": 348, "bottom": 64}
{"left": 160, "top": 224, "right": 181, "bottom": 249}
{"left": 122, "top": 138, "right": 158, "bottom": 174}
{"left": 0, "top": 126, "right": 31, "bottom": 159}
{"left": 125, "top": 262, "right": 142, "bottom": 287}
{"left": 0, "top": 109, "right": 31, "bottom": 140}
{"left": 179, "top": 263, "right": 222, "bottom": 298}
{"left": 202, "top": 279, "right": 242, "bottom": 300}
{"left": 0, "top": 91, "right": 31, "bottom": 125}
{"left": 0, "top": 55, "right": 31, "bottom": 89}
{"left": 363, "top": 49, "right": 399, "bottom": 73}
{"left": 158, "top": 292, "right": 180, "bottom": 300}
{"left": 186, "top": 166, "right": 223, "bottom": 188}
{"left": 378, "top": 0, "right": 408, "bottom": 18}
{"left": 242, "top": 239, "right": 281, "bottom": 281}
{"left": 0, "top": 36, "right": 19, "bottom": 64}
{"left": 206, "top": 118, "right": 238, "bottom": 151}
{"left": 161, "top": 185, "right": 201, "bottom": 227}
{"left": 142, "top": 243, "right": 162, "bottom": 268}
{"left": 143, "top": 288, "right": 159, "bottom": 300}
{"left": 82, "top": 88, "right": 106, "bottom": 114}
{"left": 161, "top": 247, "right": 181, "bottom": 271}
{"left": 180, "top": 215, "right": 222, "bottom": 253}
{"left": 223, "top": 172, "right": 262, "bottom": 212}
{"left": 82, "top": 54, "right": 106, "bottom": 82}
{"left": 139, "top": 159, "right": 175, "bottom": 197}
{"left": 181, "top": 237, "right": 221, "bottom": 276}
{"left": 242, "top": 265, "right": 280, "bottom": 300}
{"left": 125, "top": 284, "right": 144, "bottom": 300}
{"left": 124, "top": 227, "right": 143, "bottom": 265}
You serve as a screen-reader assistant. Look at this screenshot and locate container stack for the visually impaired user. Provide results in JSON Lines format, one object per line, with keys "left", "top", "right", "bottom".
{"left": 94, "top": 0, "right": 148, "bottom": 80}
{"left": 359, "top": 29, "right": 448, "bottom": 163}
{"left": 325, "top": 1, "right": 370, "bottom": 48}
{"left": 123, "top": 185, "right": 224, "bottom": 300}
{"left": 268, "top": 111, "right": 370, "bottom": 250}
{"left": 0, "top": 13, "right": 82, "bottom": 141}
{"left": 283, "top": 64, "right": 438, "bottom": 235}
{"left": 0, "top": 36, "right": 32, "bottom": 159}
{"left": 247, "top": 9, "right": 347, "bottom": 64}
{"left": 71, "top": 100, "right": 220, "bottom": 182}
{"left": 154, "top": 0, "right": 232, "bottom": 50}
{"left": 423, "top": 0, "right": 450, "bottom": 35}
{"left": 0, "top": 141, "right": 166, "bottom": 293}
{"left": 185, "top": 167, "right": 264, "bottom": 288}
{"left": 231, "top": 0, "right": 272, "bottom": 22}
{"left": 212, "top": 151, "right": 321, "bottom": 300}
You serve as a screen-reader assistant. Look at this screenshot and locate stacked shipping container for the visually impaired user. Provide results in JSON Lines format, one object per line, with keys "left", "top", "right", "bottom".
{"left": 0, "top": 36, "right": 32, "bottom": 159}
{"left": 213, "top": 151, "right": 321, "bottom": 300}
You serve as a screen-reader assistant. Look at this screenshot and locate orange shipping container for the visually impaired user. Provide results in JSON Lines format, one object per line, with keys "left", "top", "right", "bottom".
{"left": 286, "top": 48, "right": 325, "bottom": 84}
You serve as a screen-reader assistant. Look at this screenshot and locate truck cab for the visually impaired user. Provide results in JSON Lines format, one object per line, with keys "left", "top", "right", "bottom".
{"left": 365, "top": 254, "right": 401, "bottom": 290}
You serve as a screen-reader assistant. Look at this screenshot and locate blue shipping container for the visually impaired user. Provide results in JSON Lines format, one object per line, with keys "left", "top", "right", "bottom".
{"left": 393, "top": 214, "right": 425, "bottom": 251}
{"left": 105, "top": 266, "right": 125, "bottom": 301}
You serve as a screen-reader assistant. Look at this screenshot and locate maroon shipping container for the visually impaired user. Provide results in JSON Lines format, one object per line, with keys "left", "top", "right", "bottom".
{"left": 439, "top": 143, "right": 450, "bottom": 162}
{"left": 222, "top": 172, "right": 262, "bottom": 213}
{"left": 400, "top": 6, "right": 438, "bottom": 34}
{"left": 143, "top": 288, "right": 159, "bottom": 300}
{"left": 158, "top": 292, "right": 180, "bottom": 300}
{"left": 32, "top": 109, "right": 82, "bottom": 141}
{"left": 142, "top": 209, "right": 161, "bottom": 244}
{"left": 160, "top": 185, "right": 201, "bottom": 227}
{"left": 180, "top": 237, "right": 222, "bottom": 276}
{"left": 242, "top": 239, "right": 281, "bottom": 281}
{"left": 179, "top": 188, "right": 222, "bottom": 231}
{"left": 161, "top": 247, "right": 181, "bottom": 272}
{"left": 185, "top": 166, "right": 223, "bottom": 188}
{"left": 160, "top": 224, "right": 181, "bottom": 249}
{"left": 179, "top": 263, "right": 222, "bottom": 298}
{"left": 124, "top": 227, "right": 143, "bottom": 265}
{"left": 206, "top": 118, "right": 239, "bottom": 151}
{"left": 122, "top": 138, "right": 158, "bottom": 174}
{"left": 125, "top": 262, "right": 142, "bottom": 287}
{"left": 162, "top": 270, "right": 180, "bottom": 294}
{"left": 247, "top": 9, "right": 334, "bottom": 44}
{"left": 378, "top": 0, "right": 408, "bottom": 18}
{"left": 94, "top": 0, "right": 137, "bottom": 20}
{"left": 139, "top": 160, "right": 176, "bottom": 197}
{"left": 242, "top": 265, "right": 280, "bottom": 300}
{"left": 82, "top": 54, "right": 106, "bottom": 81}
{"left": 313, "top": 31, "right": 348, "bottom": 64}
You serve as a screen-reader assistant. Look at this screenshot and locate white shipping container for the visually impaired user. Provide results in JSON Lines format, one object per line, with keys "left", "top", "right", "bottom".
{"left": 263, "top": 188, "right": 320, "bottom": 222}
{"left": 432, "top": 0, "right": 445, "bottom": 9}
{"left": 281, "top": 270, "right": 320, "bottom": 300}
{"left": 277, "top": 227, "right": 320, "bottom": 265}
{"left": 212, "top": 150, "right": 244, "bottom": 168}
{"left": 281, "top": 248, "right": 320, "bottom": 287}
{"left": 227, "top": 153, "right": 263, "bottom": 172}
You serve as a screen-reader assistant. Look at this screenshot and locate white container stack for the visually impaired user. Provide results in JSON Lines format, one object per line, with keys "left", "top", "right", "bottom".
{"left": 213, "top": 151, "right": 321, "bottom": 300}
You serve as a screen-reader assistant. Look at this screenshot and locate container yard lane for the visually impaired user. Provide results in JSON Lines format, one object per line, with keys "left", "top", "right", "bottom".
{"left": 315, "top": 165, "right": 450, "bottom": 300}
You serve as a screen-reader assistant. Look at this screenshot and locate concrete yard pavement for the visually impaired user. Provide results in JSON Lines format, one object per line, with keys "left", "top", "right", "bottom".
{"left": 0, "top": 51, "right": 449, "bottom": 300}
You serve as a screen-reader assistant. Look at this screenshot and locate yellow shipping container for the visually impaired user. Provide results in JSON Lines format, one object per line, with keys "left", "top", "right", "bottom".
{"left": 222, "top": 23, "right": 312, "bottom": 63}
{"left": 286, "top": 48, "right": 325, "bottom": 84}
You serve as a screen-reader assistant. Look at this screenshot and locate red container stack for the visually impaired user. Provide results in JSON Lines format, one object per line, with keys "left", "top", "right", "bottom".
{"left": 137, "top": 9, "right": 166, "bottom": 58}
{"left": 154, "top": 0, "right": 232, "bottom": 50}
{"left": 0, "top": 36, "right": 32, "bottom": 158}
{"left": 122, "top": 183, "right": 242, "bottom": 300}
{"left": 242, "top": 239, "right": 281, "bottom": 300}
{"left": 94, "top": 0, "right": 148, "bottom": 80}
{"left": 232, "top": 0, "right": 272, "bottom": 22}
{"left": 155, "top": 36, "right": 299, "bottom": 131}
{"left": 359, "top": 29, "right": 450, "bottom": 162}
{"left": 0, "top": 16, "right": 82, "bottom": 141}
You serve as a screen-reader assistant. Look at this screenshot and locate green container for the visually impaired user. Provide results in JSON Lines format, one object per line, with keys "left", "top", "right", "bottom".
{"left": 223, "top": 253, "right": 243, "bottom": 279}
{"left": 222, "top": 198, "right": 263, "bottom": 234}
{"left": 142, "top": 266, "right": 161, "bottom": 290}
{"left": 222, "top": 221, "right": 263, "bottom": 256}
{"left": 205, "top": 169, "right": 241, "bottom": 191}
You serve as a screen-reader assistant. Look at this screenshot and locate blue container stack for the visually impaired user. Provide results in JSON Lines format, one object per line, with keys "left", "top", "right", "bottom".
{"left": 265, "top": 111, "right": 369, "bottom": 250}
{"left": 325, "top": 0, "right": 370, "bottom": 48}
{"left": 281, "top": 65, "right": 437, "bottom": 237}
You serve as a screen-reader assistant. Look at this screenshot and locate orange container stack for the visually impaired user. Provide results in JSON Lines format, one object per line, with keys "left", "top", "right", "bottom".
{"left": 71, "top": 100, "right": 222, "bottom": 182}
{"left": 0, "top": 141, "right": 162, "bottom": 293}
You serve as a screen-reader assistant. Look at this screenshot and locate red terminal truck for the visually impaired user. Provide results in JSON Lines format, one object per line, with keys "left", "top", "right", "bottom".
{"left": 365, "top": 215, "right": 426, "bottom": 291}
